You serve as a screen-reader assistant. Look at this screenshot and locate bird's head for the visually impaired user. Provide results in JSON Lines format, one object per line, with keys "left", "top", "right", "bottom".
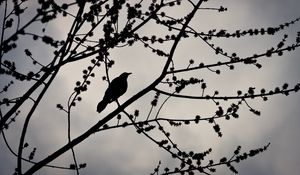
{"left": 120, "top": 72, "right": 132, "bottom": 79}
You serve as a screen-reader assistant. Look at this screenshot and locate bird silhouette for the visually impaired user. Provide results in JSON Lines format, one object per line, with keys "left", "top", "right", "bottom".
{"left": 97, "top": 72, "right": 131, "bottom": 113}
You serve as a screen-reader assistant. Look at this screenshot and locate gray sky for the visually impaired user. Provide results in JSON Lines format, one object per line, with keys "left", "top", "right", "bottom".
{"left": 1, "top": 0, "right": 300, "bottom": 175}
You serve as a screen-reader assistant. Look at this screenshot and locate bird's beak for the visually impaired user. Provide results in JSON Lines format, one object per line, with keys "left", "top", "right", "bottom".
{"left": 127, "top": 72, "right": 132, "bottom": 75}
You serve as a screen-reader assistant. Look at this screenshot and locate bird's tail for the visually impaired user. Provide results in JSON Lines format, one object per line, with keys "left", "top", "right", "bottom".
{"left": 97, "top": 100, "right": 108, "bottom": 113}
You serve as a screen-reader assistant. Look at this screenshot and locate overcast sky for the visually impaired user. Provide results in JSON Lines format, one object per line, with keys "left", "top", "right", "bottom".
{"left": 1, "top": 0, "right": 300, "bottom": 175}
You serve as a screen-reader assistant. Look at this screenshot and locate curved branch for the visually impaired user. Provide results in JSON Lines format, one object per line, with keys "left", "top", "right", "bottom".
{"left": 17, "top": 64, "right": 60, "bottom": 174}
{"left": 166, "top": 43, "right": 300, "bottom": 74}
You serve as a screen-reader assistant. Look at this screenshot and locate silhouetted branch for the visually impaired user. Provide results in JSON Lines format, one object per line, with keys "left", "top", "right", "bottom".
{"left": 153, "top": 85, "right": 299, "bottom": 100}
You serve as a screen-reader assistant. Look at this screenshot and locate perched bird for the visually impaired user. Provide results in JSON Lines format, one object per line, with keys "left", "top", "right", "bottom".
{"left": 97, "top": 72, "right": 131, "bottom": 113}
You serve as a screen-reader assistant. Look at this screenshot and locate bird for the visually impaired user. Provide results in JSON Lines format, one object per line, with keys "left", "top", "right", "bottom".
{"left": 97, "top": 72, "right": 131, "bottom": 113}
